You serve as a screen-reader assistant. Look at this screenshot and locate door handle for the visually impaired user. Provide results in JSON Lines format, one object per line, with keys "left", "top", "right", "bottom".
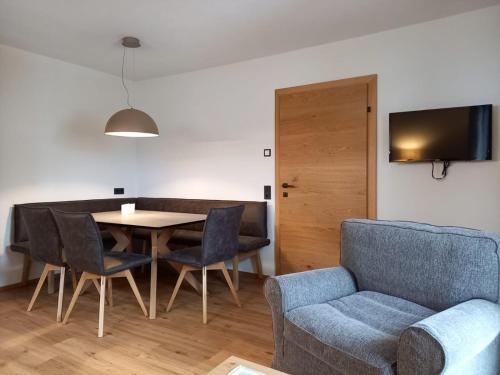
{"left": 282, "top": 182, "right": 296, "bottom": 189}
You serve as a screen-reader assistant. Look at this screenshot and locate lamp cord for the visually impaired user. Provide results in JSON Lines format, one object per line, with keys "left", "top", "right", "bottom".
{"left": 122, "top": 46, "right": 131, "bottom": 108}
{"left": 431, "top": 160, "right": 450, "bottom": 180}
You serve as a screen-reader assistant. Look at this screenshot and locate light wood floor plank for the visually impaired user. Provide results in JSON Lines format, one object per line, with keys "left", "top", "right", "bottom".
{"left": 0, "top": 271, "right": 273, "bottom": 375}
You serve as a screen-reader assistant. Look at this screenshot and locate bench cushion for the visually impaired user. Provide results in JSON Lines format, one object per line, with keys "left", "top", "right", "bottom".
{"left": 134, "top": 228, "right": 269, "bottom": 252}
{"left": 10, "top": 241, "right": 30, "bottom": 255}
{"left": 284, "top": 291, "right": 435, "bottom": 375}
{"left": 238, "top": 235, "right": 270, "bottom": 252}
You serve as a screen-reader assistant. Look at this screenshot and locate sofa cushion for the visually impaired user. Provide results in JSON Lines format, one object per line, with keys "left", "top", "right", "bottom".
{"left": 341, "top": 219, "right": 500, "bottom": 311}
{"left": 10, "top": 241, "right": 30, "bottom": 255}
{"left": 284, "top": 291, "right": 435, "bottom": 375}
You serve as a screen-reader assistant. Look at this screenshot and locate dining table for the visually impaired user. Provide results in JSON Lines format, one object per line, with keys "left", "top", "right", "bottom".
{"left": 92, "top": 210, "right": 207, "bottom": 319}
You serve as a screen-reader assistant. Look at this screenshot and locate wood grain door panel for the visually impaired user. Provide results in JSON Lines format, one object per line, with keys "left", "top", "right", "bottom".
{"left": 276, "top": 76, "right": 377, "bottom": 275}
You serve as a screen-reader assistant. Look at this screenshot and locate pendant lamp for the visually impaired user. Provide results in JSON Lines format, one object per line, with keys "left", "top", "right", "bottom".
{"left": 105, "top": 37, "right": 159, "bottom": 137}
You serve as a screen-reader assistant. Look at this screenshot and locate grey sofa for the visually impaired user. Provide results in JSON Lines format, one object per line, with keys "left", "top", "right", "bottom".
{"left": 265, "top": 219, "right": 500, "bottom": 375}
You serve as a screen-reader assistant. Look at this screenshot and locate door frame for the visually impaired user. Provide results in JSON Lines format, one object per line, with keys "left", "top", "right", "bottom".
{"left": 274, "top": 74, "right": 377, "bottom": 275}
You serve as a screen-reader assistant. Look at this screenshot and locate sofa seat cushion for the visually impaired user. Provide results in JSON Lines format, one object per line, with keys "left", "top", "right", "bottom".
{"left": 284, "top": 291, "right": 435, "bottom": 375}
{"left": 10, "top": 241, "right": 30, "bottom": 255}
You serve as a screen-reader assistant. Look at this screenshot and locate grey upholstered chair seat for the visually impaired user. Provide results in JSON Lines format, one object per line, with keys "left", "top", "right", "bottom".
{"left": 102, "top": 252, "right": 152, "bottom": 276}
{"left": 10, "top": 241, "right": 30, "bottom": 254}
{"left": 285, "top": 291, "right": 435, "bottom": 375}
{"left": 161, "top": 246, "right": 204, "bottom": 268}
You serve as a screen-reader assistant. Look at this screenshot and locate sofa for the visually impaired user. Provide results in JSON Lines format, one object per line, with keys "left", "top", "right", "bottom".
{"left": 10, "top": 197, "right": 270, "bottom": 288}
{"left": 265, "top": 219, "right": 500, "bottom": 375}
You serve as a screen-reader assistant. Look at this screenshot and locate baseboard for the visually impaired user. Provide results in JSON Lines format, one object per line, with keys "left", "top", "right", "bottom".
{"left": 0, "top": 278, "right": 37, "bottom": 292}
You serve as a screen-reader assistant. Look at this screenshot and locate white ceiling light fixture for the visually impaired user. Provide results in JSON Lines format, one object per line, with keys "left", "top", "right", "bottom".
{"left": 105, "top": 37, "right": 159, "bottom": 138}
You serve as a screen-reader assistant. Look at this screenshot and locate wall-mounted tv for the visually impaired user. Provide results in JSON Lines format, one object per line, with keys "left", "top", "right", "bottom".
{"left": 389, "top": 104, "right": 492, "bottom": 162}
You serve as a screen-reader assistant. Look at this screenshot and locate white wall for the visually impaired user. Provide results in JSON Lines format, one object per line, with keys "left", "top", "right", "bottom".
{"left": 134, "top": 6, "right": 500, "bottom": 276}
{"left": 1, "top": 6, "right": 499, "bottom": 285}
{"left": 0, "top": 45, "right": 137, "bottom": 286}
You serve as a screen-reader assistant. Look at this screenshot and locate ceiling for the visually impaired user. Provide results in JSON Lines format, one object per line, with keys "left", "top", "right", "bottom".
{"left": 1, "top": 0, "right": 499, "bottom": 80}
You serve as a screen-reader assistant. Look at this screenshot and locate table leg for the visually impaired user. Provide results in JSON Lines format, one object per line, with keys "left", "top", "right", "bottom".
{"left": 149, "top": 228, "right": 203, "bottom": 319}
{"left": 106, "top": 226, "right": 130, "bottom": 252}
{"left": 157, "top": 230, "right": 202, "bottom": 295}
{"left": 149, "top": 230, "right": 158, "bottom": 319}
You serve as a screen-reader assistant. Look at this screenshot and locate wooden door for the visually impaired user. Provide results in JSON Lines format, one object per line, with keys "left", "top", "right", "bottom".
{"left": 275, "top": 75, "right": 377, "bottom": 274}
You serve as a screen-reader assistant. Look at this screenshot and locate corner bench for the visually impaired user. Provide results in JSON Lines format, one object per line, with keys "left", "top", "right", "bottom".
{"left": 11, "top": 197, "right": 269, "bottom": 290}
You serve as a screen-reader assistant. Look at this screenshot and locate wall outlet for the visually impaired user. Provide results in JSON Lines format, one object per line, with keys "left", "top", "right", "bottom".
{"left": 114, "top": 187, "right": 125, "bottom": 195}
{"left": 264, "top": 185, "right": 271, "bottom": 200}
{"left": 264, "top": 149, "right": 272, "bottom": 157}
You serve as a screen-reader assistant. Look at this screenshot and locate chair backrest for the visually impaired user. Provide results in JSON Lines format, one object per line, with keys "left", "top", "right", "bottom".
{"left": 340, "top": 219, "right": 500, "bottom": 311}
{"left": 201, "top": 205, "right": 244, "bottom": 265}
{"left": 20, "top": 206, "right": 63, "bottom": 266}
{"left": 51, "top": 210, "right": 105, "bottom": 275}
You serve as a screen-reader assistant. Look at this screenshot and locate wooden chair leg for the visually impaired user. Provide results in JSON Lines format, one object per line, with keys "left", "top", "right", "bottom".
{"left": 98, "top": 276, "right": 106, "bottom": 338}
{"left": 202, "top": 267, "right": 207, "bottom": 324}
{"left": 63, "top": 272, "right": 88, "bottom": 324}
{"left": 21, "top": 255, "right": 32, "bottom": 285}
{"left": 107, "top": 278, "right": 113, "bottom": 307}
{"left": 254, "top": 252, "right": 263, "bottom": 279}
{"left": 124, "top": 270, "right": 148, "bottom": 316}
{"left": 56, "top": 266, "right": 65, "bottom": 323}
{"left": 27, "top": 264, "right": 50, "bottom": 312}
{"left": 221, "top": 264, "right": 241, "bottom": 307}
{"left": 232, "top": 255, "right": 240, "bottom": 291}
{"left": 47, "top": 269, "right": 55, "bottom": 295}
{"left": 250, "top": 252, "right": 264, "bottom": 279}
{"left": 166, "top": 266, "right": 188, "bottom": 313}
{"left": 92, "top": 279, "right": 110, "bottom": 305}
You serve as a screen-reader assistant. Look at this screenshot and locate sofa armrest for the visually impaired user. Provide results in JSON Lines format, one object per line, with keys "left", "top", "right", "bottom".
{"left": 398, "top": 299, "right": 500, "bottom": 375}
{"left": 264, "top": 267, "right": 357, "bottom": 363}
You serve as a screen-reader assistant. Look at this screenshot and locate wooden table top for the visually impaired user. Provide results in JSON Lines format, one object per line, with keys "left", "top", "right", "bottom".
{"left": 92, "top": 210, "right": 207, "bottom": 229}
{"left": 208, "top": 356, "right": 288, "bottom": 375}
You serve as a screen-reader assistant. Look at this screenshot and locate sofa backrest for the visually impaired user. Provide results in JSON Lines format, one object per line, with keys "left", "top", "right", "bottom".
{"left": 340, "top": 219, "right": 500, "bottom": 311}
{"left": 136, "top": 197, "right": 268, "bottom": 238}
{"left": 13, "top": 198, "right": 136, "bottom": 242}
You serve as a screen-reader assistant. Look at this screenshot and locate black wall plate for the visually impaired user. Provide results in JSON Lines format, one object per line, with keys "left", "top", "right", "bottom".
{"left": 114, "top": 187, "right": 125, "bottom": 195}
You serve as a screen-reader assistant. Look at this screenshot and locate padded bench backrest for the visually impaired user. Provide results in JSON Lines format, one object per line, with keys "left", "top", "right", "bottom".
{"left": 13, "top": 198, "right": 136, "bottom": 242}
{"left": 136, "top": 197, "right": 268, "bottom": 238}
{"left": 340, "top": 219, "right": 500, "bottom": 311}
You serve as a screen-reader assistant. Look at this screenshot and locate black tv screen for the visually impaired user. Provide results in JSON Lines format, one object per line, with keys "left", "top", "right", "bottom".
{"left": 389, "top": 104, "right": 492, "bottom": 162}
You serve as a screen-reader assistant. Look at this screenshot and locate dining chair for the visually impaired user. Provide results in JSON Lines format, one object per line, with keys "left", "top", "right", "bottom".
{"left": 51, "top": 210, "right": 151, "bottom": 337}
{"left": 163, "top": 205, "right": 244, "bottom": 324}
{"left": 20, "top": 206, "right": 75, "bottom": 322}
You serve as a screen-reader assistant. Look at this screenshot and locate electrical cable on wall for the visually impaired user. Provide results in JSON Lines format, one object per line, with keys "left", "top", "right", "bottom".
{"left": 431, "top": 160, "right": 450, "bottom": 180}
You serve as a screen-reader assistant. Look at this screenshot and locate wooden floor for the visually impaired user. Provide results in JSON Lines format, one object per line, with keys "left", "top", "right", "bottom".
{"left": 0, "top": 269, "right": 274, "bottom": 375}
